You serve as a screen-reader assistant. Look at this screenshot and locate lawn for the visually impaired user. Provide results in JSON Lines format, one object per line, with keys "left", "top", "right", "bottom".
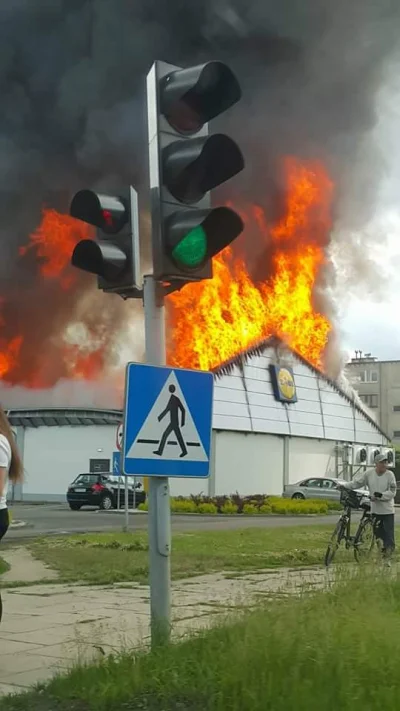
{"left": 0, "top": 556, "right": 8, "bottom": 575}
{"left": 3, "top": 567, "right": 400, "bottom": 711}
{"left": 27, "top": 524, "right": 356, "bottom": 585}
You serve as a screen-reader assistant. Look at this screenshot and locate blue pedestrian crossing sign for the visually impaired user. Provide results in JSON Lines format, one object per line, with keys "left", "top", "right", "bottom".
{"left": 122, "top": 363, "right": 214, "bottom": 477}
{"left": 112, "top": 451, "right": 121, "bottom": 476}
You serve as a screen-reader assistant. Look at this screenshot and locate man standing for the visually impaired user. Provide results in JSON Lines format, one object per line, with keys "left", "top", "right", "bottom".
{"left": 342, "top": 453, "right": 397, "bottom": 565}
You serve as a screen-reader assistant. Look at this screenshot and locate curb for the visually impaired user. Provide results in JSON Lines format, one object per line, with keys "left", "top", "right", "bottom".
{"left": 99, "top": 509, "right": 148, "bottom": 515}
{"left": 101, "top": 511, "right": 338, "bottom": 519}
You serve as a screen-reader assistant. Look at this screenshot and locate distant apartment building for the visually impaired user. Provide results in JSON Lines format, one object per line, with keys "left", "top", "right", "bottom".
{"left": 346, "top": 351, "right": 400, "bottom": 442}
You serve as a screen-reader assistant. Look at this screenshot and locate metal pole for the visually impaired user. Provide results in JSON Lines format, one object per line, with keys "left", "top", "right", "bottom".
{"left": 124, "top": 476, "right": 129, "bottom": 532}
{"left": 143, "top": 274, "right": 171, "bottom": 646}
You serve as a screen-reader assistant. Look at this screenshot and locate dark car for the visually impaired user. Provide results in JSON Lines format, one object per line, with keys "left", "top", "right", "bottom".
{"left": 67, "top": 473, "right": 146, "bottom": 511}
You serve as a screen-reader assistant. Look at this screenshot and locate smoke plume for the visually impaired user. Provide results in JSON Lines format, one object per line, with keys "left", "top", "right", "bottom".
{"left": 1, "top": 0, "right": 400, "bottom": 390}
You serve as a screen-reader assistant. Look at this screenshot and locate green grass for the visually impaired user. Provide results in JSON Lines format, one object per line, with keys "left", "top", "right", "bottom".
{"left": 27, "top": 524, "right": 358, "bottom": 585}
{"left": 3, "top": 568, "right": 400, "bottom": 711}
{"left": 0, "top": 556, "right": 9, "bottom": 575}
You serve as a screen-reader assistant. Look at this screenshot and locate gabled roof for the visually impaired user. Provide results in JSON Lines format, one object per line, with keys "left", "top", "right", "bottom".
{"left": 211, "top": 335, "right": 390, "bottom": 441}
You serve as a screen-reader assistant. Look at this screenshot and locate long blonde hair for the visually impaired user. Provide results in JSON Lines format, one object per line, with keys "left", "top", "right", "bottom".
{"left": 0, "top": 406, "right": 23, "bottom": 483}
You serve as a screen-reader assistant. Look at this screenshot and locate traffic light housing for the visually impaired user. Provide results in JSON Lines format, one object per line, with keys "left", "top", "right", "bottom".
{"left": 69, "top": 186, "right": 141, "bottom": 297}
{"left": 146, "top": 60, "right": 244, "bottom": 286}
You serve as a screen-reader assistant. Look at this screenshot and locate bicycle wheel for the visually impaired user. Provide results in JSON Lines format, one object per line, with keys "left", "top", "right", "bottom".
{"left": 325, "top": 519, "right": 345, "bottom": 567}
{"left": 354, "top": 518, "right": 375, "bottom": 562}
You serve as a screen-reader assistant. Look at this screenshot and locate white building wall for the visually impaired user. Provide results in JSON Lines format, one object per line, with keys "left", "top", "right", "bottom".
{"left": 213, "top": 430, "right": 284, "bottom": 496}
{"left": 23, "top": 425, "right": 116, "bottom": 501}
{"left": 288, "top": 438, "right": 336, "bottom": 484}
{"left": 213, "top": 347, "right": 388, "bottom": 446}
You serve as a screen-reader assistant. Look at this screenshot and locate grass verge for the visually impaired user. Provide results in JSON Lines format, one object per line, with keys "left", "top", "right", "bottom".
{"left": 27, "top": 525, "right": 357, "bottom": 585}
{"left": 3, "top": 567, "right": 400, "bottom": 711}
{"left": 0, "top": 556, "right": 9, "bottom": 575}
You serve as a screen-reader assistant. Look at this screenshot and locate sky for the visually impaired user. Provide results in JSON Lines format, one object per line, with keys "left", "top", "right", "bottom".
{"left": 336, "top": 69, "right": 400, "bottom": 362}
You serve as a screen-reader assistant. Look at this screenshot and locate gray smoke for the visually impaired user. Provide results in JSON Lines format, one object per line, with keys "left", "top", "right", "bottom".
{"left": 1, "top": 0, "right": 400, "bottom": 386}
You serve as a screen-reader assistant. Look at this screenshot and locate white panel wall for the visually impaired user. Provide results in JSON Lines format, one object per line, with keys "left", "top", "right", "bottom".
{"left": 354, "top": 415, "right": 384, "bottom": 445}
{"left": 288, "top": 438, "right": 336, "bottom": 484}
{"left": 214, "top": 430, "right": 284, "bottom": 496}
{"left": 213, "top": 347, "right": 388, "bottom": 446}
{"left": 23, "top": 425, "right": 117, "bottom": 500}
{"left": 213, "top": 364, "right": 251, "bottom": 432}
{"left": 169, "top": 477, "right": 208, "bottom": 498}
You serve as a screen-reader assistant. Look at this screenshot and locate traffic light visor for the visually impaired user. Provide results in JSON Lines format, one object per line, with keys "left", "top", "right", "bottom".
{"left": 167, "top": 207, "right": 244, "bottom": 271}
{"left": 72, "top": 240, "right": 127, "bottom": 280}
{"left": 161, "top": 61, "right": 241, "bottom": 134}
{"left": 70, "top": 191, "right": 128, "bottom": 234}
{"left": 164, "top": 134, "right": 244, "bottom": 204}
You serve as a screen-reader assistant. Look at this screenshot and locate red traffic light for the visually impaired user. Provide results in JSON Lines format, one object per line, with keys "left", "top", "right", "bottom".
{"left": 160, "top": 61, "right": 242, "bottom": 135}
{"left": 70, "top": 191, "right": 128, "bottom": 235}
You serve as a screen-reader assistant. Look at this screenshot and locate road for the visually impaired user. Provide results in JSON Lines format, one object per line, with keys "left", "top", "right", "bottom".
{"left": 5, "top": 503, "right": 349, "bottom": 540}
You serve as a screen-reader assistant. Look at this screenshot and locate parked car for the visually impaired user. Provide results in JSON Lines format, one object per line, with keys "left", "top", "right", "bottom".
{"left": 282, "top": 477, "right": 369, "bottom": 501}
{"left": 67, "top": 473, "right": 146, "bottom": 511}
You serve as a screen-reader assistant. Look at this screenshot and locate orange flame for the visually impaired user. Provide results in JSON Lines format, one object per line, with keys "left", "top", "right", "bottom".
{"left": 167, "top": 157, "right": 333, "bottom": 370}
{"left": 19, "top": 209, "right": 94, "bottom": 289}
{"left": 0, "top": 209, "right": 98, "bottom": 384}
{"left": 0, "top": 157, "right": 333, "bottom": 388}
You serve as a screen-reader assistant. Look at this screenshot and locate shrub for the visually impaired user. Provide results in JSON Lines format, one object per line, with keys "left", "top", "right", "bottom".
{"left": 196, "top": 502, "right": 218, "bottom": 515}
{"left": 220, "top": 501, "right": 239, "bottom": 515}
{"left": 170, "top": 498, "right": 197, "bottom": 514}
{"left": 243, "top": 504, "right": 257, "bottom": 515}
{"left": 269, "top": 498, "right": 328, "bottom": 515}
{"left": 138, "top": 502, "right": 148, "bottom": 511}
{"left": 259, "top": 504, "right": 272, "bottom": 514}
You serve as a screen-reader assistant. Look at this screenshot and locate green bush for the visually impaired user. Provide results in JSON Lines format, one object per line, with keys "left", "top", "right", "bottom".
{"left": 170, "top": 498, "right": 198, "bottom": 513}
{"left": 136, "top": 494, "right": 336, "bottom": 515}
{"left": 220, "top": 501, "right": 239, "bottom": 515}
{"left": 269, "top": 498, "right": 328, "bottom": 515}
{"left": 243, "top": 504, "right": 257, "bottom": 515}
{"left": 259, "top": 504, "right": 272, "bottom": 514}
{"left": 196, "top": 502, "right": 218, "bottom": 515}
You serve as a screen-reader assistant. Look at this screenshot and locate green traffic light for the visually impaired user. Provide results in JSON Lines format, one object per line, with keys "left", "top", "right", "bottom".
{"left": 171, "top": 225, "right": 207, "bottom": 268}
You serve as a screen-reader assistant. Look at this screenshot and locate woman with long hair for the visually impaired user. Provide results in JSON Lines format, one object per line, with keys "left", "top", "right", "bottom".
{"left": 0, "top": 406, "right": 23, "bottom": 621}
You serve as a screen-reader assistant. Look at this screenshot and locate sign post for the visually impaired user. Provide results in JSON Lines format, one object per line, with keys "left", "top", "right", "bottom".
{"left": 122, "top": 350, "right": 214, "bottom": 645}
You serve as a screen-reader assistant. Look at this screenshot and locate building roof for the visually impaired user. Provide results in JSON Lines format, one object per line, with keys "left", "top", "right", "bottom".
{"left": 212, "top": 335, "right": 390, "bottom": 441}
{"left": 7, "top": 408, "right": 122, "bottom": 428}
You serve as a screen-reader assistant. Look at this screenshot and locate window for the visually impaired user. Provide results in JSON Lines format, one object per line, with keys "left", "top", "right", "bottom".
{"left": 74, "top": 474, "right": 93, "bottom": 486}
{"left": 394, "top": 406, "right": 400, "bottom": 412}
{"left": 393, "top": 431, "right": 400, "bottom": 440}
{"left": 359, "top": 370, "right": 379, "bottom": 383}
{"left": 321, "top": 479, "right": 335, "bottom": 489}
{"left": 360, "top": 394, "right": 378, "bottom": 408}
{"left": 304, "top": 479, "right": 322, "bottom": 488}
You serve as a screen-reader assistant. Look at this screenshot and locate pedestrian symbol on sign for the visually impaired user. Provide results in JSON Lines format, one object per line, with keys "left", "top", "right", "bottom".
{"left": 153, "top": 384, "right": 187, "bottom": 458}
{"left": 125, "top": 369, "right": 209, "bottom": 468}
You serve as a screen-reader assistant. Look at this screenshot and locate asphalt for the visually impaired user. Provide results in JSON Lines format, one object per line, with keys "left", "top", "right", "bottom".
{"left": 4, "top": 503, "right": 349, "bottom": 539}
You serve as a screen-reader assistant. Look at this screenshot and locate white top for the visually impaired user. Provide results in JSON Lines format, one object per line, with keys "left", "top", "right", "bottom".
{"left": 0, "top": 434, "right": 11, "bottom": 510}
{"left": 346, "top": 468, "right": 397, "bottom": 515}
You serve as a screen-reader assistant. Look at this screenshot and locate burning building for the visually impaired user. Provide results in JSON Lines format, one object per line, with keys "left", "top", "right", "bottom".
{"left": 0, "top": 2, "right": 398, "bottom": 498}
{"left": 2, "top": 335, "right": 390, "bottom": 503}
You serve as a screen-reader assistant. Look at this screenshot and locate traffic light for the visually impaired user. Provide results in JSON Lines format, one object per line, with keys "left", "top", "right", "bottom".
{"left": 69, "top": 186, "right": 141, "bottom": 297}
{"left": 146, "top": 60, "right": 245, "bottom": 285}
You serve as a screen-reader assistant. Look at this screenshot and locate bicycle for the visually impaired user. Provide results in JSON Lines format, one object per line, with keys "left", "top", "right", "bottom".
{"left": 324, "top": 488, "right": 378, "bottom": 567}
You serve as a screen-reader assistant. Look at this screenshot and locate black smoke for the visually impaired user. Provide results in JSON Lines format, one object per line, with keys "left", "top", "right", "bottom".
{"left": 0, "top": 0, "right": 399, "bottom": 384}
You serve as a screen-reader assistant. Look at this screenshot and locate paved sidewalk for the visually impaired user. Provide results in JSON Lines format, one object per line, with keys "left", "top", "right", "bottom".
{"left": 0, "top": 566, "right": 331, "bottom": 697}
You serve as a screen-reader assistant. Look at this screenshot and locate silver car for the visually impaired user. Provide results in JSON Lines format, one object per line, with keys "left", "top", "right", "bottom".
{"left": 282, "top": 477, "right": 368, "bottom": 501}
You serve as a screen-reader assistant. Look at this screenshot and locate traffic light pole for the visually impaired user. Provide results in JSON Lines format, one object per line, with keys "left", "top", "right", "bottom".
{"left": 143, "top": 274, "right": 171, "bottom": 646}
